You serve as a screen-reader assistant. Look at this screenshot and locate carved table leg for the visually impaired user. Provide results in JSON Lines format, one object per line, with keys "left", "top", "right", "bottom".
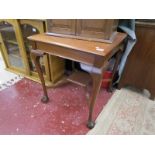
{"left": 87, "top": 72, "right": 103, "bottom": 129}
{"left": 108, "top": 50, "right": 122, "bottom": 92}
{"left": 31, "top": 50, "right": 49, "bottom": 103}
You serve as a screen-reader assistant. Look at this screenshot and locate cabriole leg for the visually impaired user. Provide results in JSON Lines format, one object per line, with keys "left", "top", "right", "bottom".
{"left": 31, "top": 50, "right": 49, "bottom": 103}
{"left": 87, "top": 72, "right": 103, "bottom": 129}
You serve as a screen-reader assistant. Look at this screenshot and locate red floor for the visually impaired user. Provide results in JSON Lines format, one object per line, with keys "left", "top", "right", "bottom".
{"left": 0, "top": 78, "right": 112, "bottom": 135}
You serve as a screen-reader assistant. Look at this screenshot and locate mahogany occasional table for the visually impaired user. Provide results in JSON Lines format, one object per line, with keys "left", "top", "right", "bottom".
{"left": 28, "top": 32, "right": 127, "bottom": 129}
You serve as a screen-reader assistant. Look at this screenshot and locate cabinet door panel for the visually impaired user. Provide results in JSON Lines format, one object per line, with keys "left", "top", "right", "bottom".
{"left": 19, "top": 20, "right": 50, "bottom": 81}
{"left": 47, "top": 19, "right": 76, "bottom": 35}
{"left": 76, "top": 19, "right": 118, "bottom": 40}
{"left": 0, "top": 21, "right": 24, "bottom": 70}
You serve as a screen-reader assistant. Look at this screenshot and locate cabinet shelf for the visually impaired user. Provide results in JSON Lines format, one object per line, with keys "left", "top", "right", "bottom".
{"left": 4, "top": 39, "right": 18, "bottom": 45}
{"left": 0, "top": 26, "right": 14, "bottom": 32}
{"left": 9, "top": 50, "right": 21, "bottom": 59}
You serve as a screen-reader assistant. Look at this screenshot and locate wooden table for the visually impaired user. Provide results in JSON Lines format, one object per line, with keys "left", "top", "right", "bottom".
{"left": 28, "top": 33, "right": 127, "bottom": 129}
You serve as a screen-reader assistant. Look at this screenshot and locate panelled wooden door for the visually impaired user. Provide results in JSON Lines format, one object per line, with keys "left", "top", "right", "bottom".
{"left": 76, "top": 19, "right": 118, "bottom": 39}
{"left": 46, "top": 19, "right": 76, "bottom": 35}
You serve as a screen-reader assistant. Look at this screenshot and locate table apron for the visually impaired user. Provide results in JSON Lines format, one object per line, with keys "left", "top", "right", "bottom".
{"left": 36, "top": 42, "right": 100, "bottom": 66}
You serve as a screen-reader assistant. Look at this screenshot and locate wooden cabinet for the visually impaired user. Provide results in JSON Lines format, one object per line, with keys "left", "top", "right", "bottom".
{"left": 46, "top": 19, "right": 118, "bottom": 43}
{"left": 119, "top": 20, "right": 155, "bottom": 100}
{"left": 0, "top": 19, "right": 65, "bottom": 86}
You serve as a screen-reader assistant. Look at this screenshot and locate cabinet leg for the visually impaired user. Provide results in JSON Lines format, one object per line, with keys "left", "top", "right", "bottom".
{"left": 108, "top": 50, "right": 122, "bottom": 92}
{"left": 87, "top": 72, "right": 103, "bottom": 129}
{"left": 31, "top": 51, "right": 49, "bottom": 103}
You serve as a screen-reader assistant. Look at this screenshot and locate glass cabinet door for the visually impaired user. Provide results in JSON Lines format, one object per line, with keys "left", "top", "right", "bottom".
{"left": 19, "top": 20, "right": 50, "bottom": 81}
{"left": 0, "top": 21, "right": 24, "bottom": 70}
{"left": 20, "top": 24, "right": 42, "bottom": 72}
{"left": 0, "top": 19, "right": 50, "bottom": 84}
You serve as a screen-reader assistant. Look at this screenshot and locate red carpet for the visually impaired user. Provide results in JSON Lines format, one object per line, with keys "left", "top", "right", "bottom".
{"left": 0, "top": 78, "right": 112, "bottom": 135}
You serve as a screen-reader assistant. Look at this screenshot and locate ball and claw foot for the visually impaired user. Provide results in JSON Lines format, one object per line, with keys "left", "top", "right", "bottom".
{"left": 87, "top": 120, "right": 95, "bottom": 129}
{"left": 41, "top": 95, "right": 49, "bottom": 103}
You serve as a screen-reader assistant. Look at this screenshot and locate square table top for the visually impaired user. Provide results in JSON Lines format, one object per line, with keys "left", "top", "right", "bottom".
{"left": 28, "top": 32, "right": 127, "bottom": 57}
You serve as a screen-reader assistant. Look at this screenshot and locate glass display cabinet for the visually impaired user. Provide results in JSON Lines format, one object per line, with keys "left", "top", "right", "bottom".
{"left": 0, "top": 19, "right": 29, "bottom": 74}
{"left": 0, "top": 19, "right": 65, "bottom": 86}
